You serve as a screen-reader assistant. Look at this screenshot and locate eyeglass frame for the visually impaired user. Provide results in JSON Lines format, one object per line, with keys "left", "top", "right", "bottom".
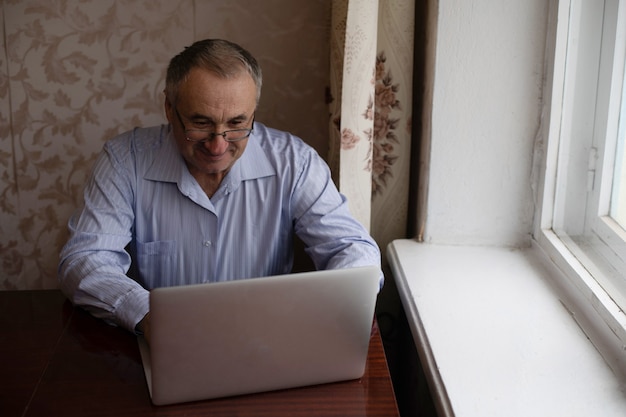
{"left": 174, "top": 108, "right": 254, "bottom": 143}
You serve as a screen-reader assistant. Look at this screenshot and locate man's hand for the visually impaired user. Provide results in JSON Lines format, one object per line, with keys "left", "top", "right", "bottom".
{"left": 137, "top": 312, "right": 151, "bottom": 345}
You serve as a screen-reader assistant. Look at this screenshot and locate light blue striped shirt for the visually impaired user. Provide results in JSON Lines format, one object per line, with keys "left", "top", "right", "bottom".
{"left": 59, "top": 122, "right": 382, "bottom": 331}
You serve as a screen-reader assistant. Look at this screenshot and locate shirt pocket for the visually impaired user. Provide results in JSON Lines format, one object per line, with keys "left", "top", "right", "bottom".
{"left": 136, "top": 240, "right": 177, "bottom": 287}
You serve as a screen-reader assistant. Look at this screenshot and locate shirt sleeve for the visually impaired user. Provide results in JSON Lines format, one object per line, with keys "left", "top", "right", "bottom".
{"left": 291, "top": 148, "right": 384, "bottom": 288}
{"left": 58, "top": 139, "right": 149, "bottom": 332}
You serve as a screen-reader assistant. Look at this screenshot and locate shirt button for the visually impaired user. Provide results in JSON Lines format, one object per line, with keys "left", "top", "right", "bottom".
{"left": 203, "top": 240, "right": 212, "bottom": 247}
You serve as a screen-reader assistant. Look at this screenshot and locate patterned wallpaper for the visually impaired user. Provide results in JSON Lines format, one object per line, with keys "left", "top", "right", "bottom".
{"left": 0, "top": 0, "right": 332, "bottom": 289}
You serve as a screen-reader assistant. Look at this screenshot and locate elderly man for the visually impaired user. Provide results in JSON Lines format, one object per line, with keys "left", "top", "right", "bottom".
{"left": 59, "top": 39, "right": 382, "bottom": 340}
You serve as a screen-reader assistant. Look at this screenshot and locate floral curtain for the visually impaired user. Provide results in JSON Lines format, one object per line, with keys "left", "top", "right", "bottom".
{"left": 328, "top": 0, "right": 379, "bottom": 230}
{"left": 332, "top": 4, "right": 419, "bottom": 414}
{"left": 329, "top": 0, "right": 415, "bottom": 261}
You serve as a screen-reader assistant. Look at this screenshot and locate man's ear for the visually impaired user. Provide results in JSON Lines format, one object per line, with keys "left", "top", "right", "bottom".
{"left": 164, "top": 94, "right": 174, "bottom": 124}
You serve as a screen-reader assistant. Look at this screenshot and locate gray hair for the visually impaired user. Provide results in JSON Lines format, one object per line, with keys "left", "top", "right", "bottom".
{"left": 165, "top": 39, "right": 262, "bottom": 106}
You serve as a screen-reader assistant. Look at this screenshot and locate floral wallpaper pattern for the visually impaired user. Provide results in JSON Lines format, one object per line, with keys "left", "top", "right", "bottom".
{"left": 1, "top": 0, "right": 192, "bottom": 290}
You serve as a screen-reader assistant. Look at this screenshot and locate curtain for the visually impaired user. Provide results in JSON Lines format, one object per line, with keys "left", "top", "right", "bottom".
{"left": 329, "top": 0, "right": 415, "bottom": 262}
{"left": 328, "top": 0, "right": 379, "bottom": 230}
{"left": 329, "top": 4, "right": 419, "bottom": 414}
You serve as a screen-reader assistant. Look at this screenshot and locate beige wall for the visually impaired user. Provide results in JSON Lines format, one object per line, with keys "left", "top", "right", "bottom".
{"left": 0, "top": 0, "right": 331, "bottom": 289}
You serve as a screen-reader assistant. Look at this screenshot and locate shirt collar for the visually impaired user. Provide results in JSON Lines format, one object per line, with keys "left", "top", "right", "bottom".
{"left": 144, "top": 126, "right": 276, "bottom": 192}
{"left": 213, "top": 130, "right": 275, "bottom": 199}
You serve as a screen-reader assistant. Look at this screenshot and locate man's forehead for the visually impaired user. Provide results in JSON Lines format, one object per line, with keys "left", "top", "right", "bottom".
{"left": 177, "top": 70, "right": 256, "bottom": 106}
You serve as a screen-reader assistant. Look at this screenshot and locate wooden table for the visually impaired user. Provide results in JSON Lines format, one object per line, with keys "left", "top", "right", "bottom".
{"left": 0, "top": 290, "right": 398, "bottom": 416}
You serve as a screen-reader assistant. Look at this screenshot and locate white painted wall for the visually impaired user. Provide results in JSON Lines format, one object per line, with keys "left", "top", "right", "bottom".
{"left": 424, "top": 1, "right": 549, "bottom": 247}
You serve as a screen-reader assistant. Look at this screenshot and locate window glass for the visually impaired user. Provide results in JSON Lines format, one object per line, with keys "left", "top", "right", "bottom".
{"left": 609, "top": 63, "right": 626, "bottom": 227}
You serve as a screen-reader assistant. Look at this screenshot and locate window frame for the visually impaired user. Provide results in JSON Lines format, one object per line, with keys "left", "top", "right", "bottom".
{"left": 585, "top": 0, "right": 626, "bottom": 269}
{"left": 535, "top": 0, "right": 626, "bottom": 359}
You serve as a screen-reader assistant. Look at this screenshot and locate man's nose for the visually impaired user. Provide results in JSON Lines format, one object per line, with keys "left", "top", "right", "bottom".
{"left": 203, "top": 134, "right": 229, "bottom": 154}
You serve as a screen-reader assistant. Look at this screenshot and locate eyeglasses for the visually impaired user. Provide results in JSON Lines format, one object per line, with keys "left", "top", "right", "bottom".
{"left": 175, "top": 108, "right": 254, "bottom": 143}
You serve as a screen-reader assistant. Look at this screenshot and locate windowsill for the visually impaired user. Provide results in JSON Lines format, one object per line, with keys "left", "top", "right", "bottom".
{"left": 387, "top": 239, "right": 626, "bottom": 417}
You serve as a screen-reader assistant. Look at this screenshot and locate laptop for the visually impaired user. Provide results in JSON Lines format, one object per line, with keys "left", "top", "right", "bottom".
{"left": 137, "top": 265, "right": 381, "bottom": 406}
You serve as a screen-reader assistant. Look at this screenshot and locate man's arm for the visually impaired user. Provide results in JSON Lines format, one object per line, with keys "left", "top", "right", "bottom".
{"left": 291, "top": 149, "right": 383, "bottom": 287}
{"left": 58, "top": 140, "right": 148, "bottom": 332}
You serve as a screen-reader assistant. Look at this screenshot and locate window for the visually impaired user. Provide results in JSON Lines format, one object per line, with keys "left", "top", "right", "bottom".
{"left": 537, "top": 0, "right": 626, "bottom": 350}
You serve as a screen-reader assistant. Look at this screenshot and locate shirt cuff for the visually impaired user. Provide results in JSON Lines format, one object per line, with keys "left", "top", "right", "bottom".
{"left": 116, "top": 287, "right": 150, "bottom": 333}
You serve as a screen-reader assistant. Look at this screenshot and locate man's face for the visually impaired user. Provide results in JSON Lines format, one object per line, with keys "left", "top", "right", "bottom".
{"left": 166, "top": 67, "right": 257, "bottom": 188}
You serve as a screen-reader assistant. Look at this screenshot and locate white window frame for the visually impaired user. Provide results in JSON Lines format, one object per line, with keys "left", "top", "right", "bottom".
{"left": 582, "top": 0, "right": 626, "bottom": 304}
{"left": 535, "top": 0, "right": 626, "bottom": 371}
